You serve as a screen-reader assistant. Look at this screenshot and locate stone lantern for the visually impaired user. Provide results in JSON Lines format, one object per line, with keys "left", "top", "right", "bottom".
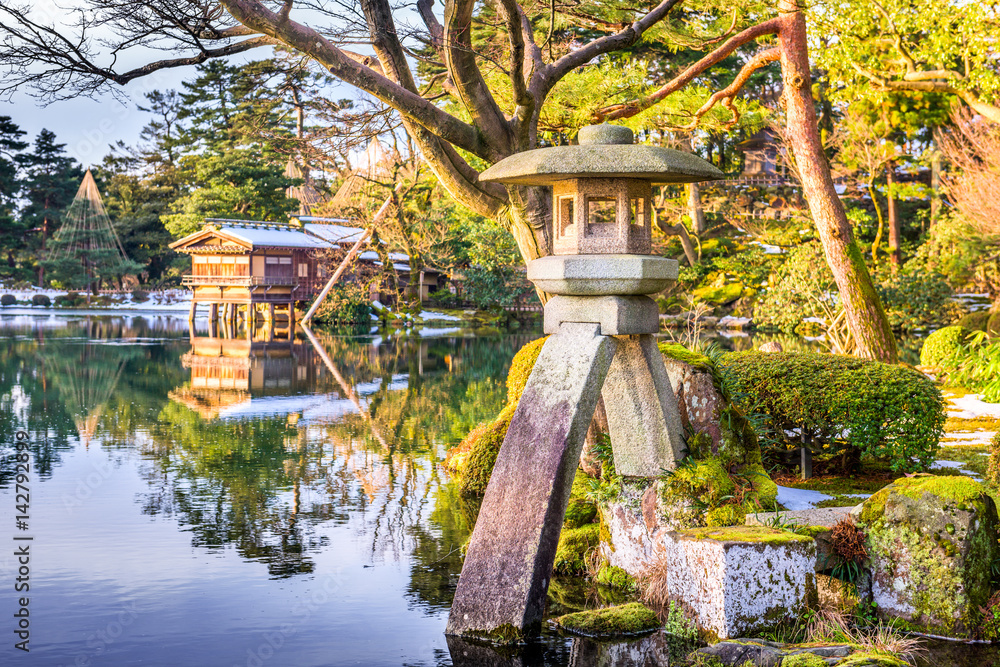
{"left": 479, "top": 123, "right": 720, "bottom": 256}
{"left": 447, "top": 124, "right": 723, "bottom": 641}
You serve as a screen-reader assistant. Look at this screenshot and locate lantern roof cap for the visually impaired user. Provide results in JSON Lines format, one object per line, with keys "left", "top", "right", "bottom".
{"left": 479, "top": 124, "right": 725, "bottom": 186}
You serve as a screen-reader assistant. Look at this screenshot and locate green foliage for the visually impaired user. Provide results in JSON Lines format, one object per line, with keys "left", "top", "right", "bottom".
{"left": 31, "top": 294, "right": 49, "bottom": 307}
{"left": 937, "top": 331, "right": 1000, "bottom": 402}
{"left": 162, "top": 149, "right": 300, "bottom": 238}
{"left": 920, "top": 326, "right": 970, "bottom": 368}
{"left": 663, "top": 600, "right": 698, "bottom": 641}
{"left": 981, "top": 591, "right": 1000, "bottom": 641}
{"left": 0, "top": 294, "right": 15, "bottom": 306}
{"left": 719, "top": 351, "right": 945, "bottom": 472}
{"left": 554, "top": 602, "right": 660, "bottom": 637}
{"left": 754, "top": 242, "right": 834, "bottom": 331}
{"left": 553, "top": 523, "right": 599, "bottom": 575}
{"left": 311, "top": 283, "right": 372, "bottom": 326}
{"left": 876, "top": 268, "right": 958, "bottom": 332}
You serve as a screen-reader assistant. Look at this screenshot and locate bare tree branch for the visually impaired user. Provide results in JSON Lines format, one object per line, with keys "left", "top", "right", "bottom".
{"left": 680, "top": 47, "right": 780, "bottom": 130}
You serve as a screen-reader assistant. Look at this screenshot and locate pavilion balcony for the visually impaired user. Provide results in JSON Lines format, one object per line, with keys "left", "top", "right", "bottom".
{"left": 181, "top": 275, "right": 298, "bottom": 287}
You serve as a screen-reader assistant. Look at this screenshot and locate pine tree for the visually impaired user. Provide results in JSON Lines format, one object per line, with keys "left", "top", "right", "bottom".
{"left": 17, "top": 129, "right": 82, "bottom": 285}
{"left": 0, "top": 116, "right": 27, "bottom": 277}
{"left": 42, "top": 170, "right": 142, "bottom": 293}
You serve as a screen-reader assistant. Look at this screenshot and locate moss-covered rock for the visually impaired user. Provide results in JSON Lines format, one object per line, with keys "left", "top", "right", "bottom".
{"left": 594, "top": 564, "right": 636, "bottom": 591}
{"left": 564, "top": 471, "right": 598, "bottom": 528}
{"left": 856, "top": 475, "right": 1000, "bottom": 637}
{"left": 656, "top": 343, "right": 778, "bottom": 529}
{"left": 780, "top": 654, "right": 827, "bottom": 667}
{"left": 958, "top": 310, "right": 991, "bottom": 332}
{"left": 445, "top": 337, "right": 547, "bottom": 495}
{"left": 920, "top": 325, "right": 970, "bottom": 368}
{"left": 835, "top": 653, "right": 907, "bottom": 667}
{"left": 554, "top": 524, "right": 600, "bottom": 574}
{"left": 554, "top": 602, "right": 660, "bottom": 637}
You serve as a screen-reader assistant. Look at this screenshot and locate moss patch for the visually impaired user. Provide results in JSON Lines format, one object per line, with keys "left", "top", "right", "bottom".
{"left": 835, "top": 652, "right": 906, "bottom": 667}
{"left": 594, "top": 564, "right": 636, "bottom": 592}
{"left": 680, "top": 525, "right": 814, "bottom": 545}
{"left": 659, "top": 342, "right": 712, "bottom": 369}
{"left": 780, "top": 654, "right": 827, "bottom": 667}
{"left": 554, "top": 524, "right": 599, "bottom": 574}
{"left": 554, "top": 602, "right": 660, "bottom": 637}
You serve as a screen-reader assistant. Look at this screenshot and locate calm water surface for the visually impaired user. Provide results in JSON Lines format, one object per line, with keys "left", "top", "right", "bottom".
{"left": 0, "top": 313, "right": 989, "bottom": 666}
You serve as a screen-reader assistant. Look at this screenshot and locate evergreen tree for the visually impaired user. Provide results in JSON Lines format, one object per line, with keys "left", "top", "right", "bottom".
{"left": 42, "top": 170, "right": 142, "bottom": 292}
{"left": 0, "top": 116, "right": 27, "bottom": 277}
{"left": 17, "top": 129, "right": 82, "bottom": 286}
{"left": 97, "top": 146, "right": 179, "bottom": 284}
{"left": 163, "top": 149, "right": 300, "bottom": 238}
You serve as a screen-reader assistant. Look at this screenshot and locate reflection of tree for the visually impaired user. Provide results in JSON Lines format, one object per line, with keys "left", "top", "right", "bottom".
{"left": 139, "top": 402, "right": 336, "bottom": 577}
{"left": 38, "top": 338, "right": 143, "bottom": 446}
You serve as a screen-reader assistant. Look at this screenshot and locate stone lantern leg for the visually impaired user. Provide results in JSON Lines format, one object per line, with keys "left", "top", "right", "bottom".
{"left": 446, "top": 124, "right": 723, "bottom": 640}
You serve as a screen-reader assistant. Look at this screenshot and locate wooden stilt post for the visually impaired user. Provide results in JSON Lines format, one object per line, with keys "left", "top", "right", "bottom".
{"left": 268, "top": 302, "right": 275, "bottom": 341}
{"left": 188, "top": 300, "right": 197, "bottom": 322}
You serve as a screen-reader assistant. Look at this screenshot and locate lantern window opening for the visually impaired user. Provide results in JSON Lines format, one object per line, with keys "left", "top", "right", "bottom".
{"left": 557, "top": 195, "right": 576, "bottom": 239}
{"left": 586, "top": 196, "right": 617, "bottom": 238}
{"left": 630, "top": 197, "right": 646, "bottom": 227}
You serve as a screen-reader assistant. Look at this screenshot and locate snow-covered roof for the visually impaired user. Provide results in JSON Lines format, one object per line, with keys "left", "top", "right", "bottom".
{"left": 217, "top": 225, "right": 332, "bottom": 250}
{"left": 303, "top": 223, "right": 367, "bottom": 245}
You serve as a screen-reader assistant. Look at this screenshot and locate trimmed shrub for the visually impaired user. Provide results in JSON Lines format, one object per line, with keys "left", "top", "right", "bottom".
{"left": 0, "top": 294, "right": 15, "bottom": 306}
{"left": 31, "top": 294, "right": 50, "bottom": 307}
{"left": 719, "top": 351, "right": 945, "bottom": 472}
{"left": 55, "top": 292, "right": 85, "bottom": 308}
{"left": 130, "top": 289, "right": 149, "bottom": 303}
{"left": 920, "top": 325, "right": 970, "bottom": 368}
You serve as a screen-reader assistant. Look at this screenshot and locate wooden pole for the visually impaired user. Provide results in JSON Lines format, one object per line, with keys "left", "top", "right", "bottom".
{"left": 301, "top": 191, "right": 397, "bottom": 325}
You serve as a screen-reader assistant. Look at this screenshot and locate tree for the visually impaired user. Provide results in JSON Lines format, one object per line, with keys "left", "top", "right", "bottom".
{"left": 96, "top": 147, "right": 180, "bottom": 283}
{"left": 0, "top": 0, "right": 897, "bottom": 360}
{"left": 809, "top": 0, "right": 1000, "bottom": 123}
{"left": 163, "top": 149, "right": 301, "bottom": 238}
{"left": 41, "top": 170, "right": 143, "bottom": 293}
{"left": 0, "top": 116, "right": 27, "bottom": 277}
{"left": 17, "top": 129, "right": 83, "bottom": 286}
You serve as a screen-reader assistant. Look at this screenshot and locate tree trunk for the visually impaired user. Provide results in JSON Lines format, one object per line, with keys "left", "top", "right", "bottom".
{"left": 886, "top": 162, "right": 900, "bottom": 269}
{"left": 930, "top": 148, "right": 942, "bottom": 227}
{"left": 687, "top": 182, "right": 707, "bottom": 235}
{"left": 778, "top": 0, "right": 897, "bottom": 363}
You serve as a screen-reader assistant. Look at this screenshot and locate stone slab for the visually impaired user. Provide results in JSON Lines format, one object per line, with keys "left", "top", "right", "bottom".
{"left": 746, "top": 507, "right": 854, "bottom": 529}
{"left": 602, "top": 334, "right": 686, "bottom": 477}
{"left": 446, "top": 322, "right": 617, "bottom": 639}
{"left": 543, "top": 295, "right": 660, "bottom": 335}
{"left": 528, "top": 254, "right": 678, "bottom": 296}
{"left": 637, "top": 527, "right": 816, "bottom": 640}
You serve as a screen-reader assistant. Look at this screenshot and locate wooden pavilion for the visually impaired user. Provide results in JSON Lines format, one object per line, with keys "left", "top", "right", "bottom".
{"left": 169, "top": 219, "right": 334, "bottom": 333}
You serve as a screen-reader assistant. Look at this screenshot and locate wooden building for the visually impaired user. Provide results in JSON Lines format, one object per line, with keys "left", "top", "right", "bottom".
{"left": 169, "top": 219, "right": 334, "bottom": 330}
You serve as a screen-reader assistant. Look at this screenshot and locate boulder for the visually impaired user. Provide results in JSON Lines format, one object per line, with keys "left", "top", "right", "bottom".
{"left": 854, "top": 475, "right": 1000, "bottom": 637}
{"left": 694, "top": 639, "right": 852, "bottom": 666}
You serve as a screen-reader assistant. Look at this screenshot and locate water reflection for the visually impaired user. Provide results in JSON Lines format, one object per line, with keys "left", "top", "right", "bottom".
{"left": 0, "top": 315, "right": 944, "bottom": 666}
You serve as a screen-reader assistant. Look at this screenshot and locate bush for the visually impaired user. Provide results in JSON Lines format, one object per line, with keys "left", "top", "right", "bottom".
{"left": 0, "top": 294, "right": 15, "bottom": 306}
{"left": 719, "top": 351, "right": 945, "bottom": 472}
{"left": 937, "top": 331, "right": 1000, "bottom": 402}
{"left": 311, "top": 283, "right": 372, "bottom": 325}
{"left": 753, "top": 242, "right": 835, "bottom": 331}
{"left": 55, "top": 292, "right": 85, "bottom": 308}
{"left": 130, "top": 289, "right": 149, "bottom": 303}
{"left": 990, "top": 311, "right": 1000, "bottom": 337}
{"left": 876, "top": 270, "right": 959, "bottom": 331}
{"left": 920, "top": 325, "right": 970, "bottom": 368}
{"left": 31, "top": 294, "right": 50, "bottom": 307}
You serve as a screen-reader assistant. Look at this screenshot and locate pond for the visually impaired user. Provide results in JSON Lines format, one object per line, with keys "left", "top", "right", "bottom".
{"left": 0, "top": 313, "right": 992, "bottom": 666}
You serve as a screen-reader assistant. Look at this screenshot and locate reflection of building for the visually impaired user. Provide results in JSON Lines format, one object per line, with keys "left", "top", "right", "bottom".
{"left": 169, "top": 337, "right": 327, "bottom": 420}
{"left": 167, "top": 335, "right": 412, "bottom": 422}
